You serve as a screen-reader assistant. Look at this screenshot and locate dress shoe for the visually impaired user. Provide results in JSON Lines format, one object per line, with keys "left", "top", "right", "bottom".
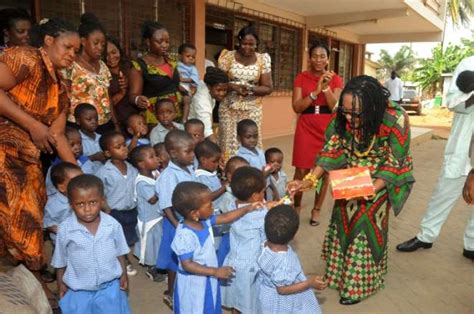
{"left": 339, "top": 298, "right": 361, "bottom": 305}
{"left": 396, "top": 237, "right": 433, "bottom": 252}
{"left": 463, "top": 249, "right": 474, "bottom": 261}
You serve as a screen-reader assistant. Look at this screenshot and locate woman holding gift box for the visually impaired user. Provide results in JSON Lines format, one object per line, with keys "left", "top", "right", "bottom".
{"left": 288, "top": 75, "right": 415, "bottom": 305}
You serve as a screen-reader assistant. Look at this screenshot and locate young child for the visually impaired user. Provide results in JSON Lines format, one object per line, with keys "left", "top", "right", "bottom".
{"left": 221, "top": 166, "right": 277, "bottom": 314}
{"left": 153, "top": 142, "right": 170, "bottom": 172}
{"left": 52, "top": 174, "right": 131, "bottom": 313}
{"left": 45, "top": 127, "right": 95, "bottom": 196}
{"left": 44, "top": 162, "right": 83, "bottom": 244}
{"left": 236, "top": 119, "right": 271, "bottom": 174}
{"left": 155, "top": 130, "right": 196, "bottom": 307}
{"left": 185, "top": 118, "right": 205, "bottom": 169}
{"left": 130, "top": 145, "right": 165, "bottom": 282}
{"left": 177, "top": 43, "right": 199, "bottom": 122}
{"left": 74, "top": 103, "right": 105, "bottom": 172}
{"left": 256, "top": 205, "right": 326, "bottom": 314}
{"left": 265, "top": 147, "right": 288, "bottom": 201}
{"left": 96, "top": 131, "right": 139, "bottom": 276}
{"left": 150, "top": 99, "right": 184, "bottom": 146}
{"left": 125, "top": 113, "right": 150, "bottom": 151}
{"left": 216, "top": 156, "right": 249, "bottom": 266}
{"left": 170, "top": 181, "right": 263, "bottom": 314}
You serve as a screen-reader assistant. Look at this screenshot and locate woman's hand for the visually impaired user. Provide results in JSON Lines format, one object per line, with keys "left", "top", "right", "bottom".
{"left": 317, "top": 71, "right": 335, "bottom": 92}
{"left": 287, "top": 179, "right": 312, "bottom": 194}
{"left": 135, "top": 95, "right": 150, "bottom": 110}
{"left": 28, "top": 121, "right": 57, "bottom": 154}
{"left": 229, "top": 83, "right": 250, "bottom": 96}
{"left": 118, "top": 71, "right": 128, "bottom": 92}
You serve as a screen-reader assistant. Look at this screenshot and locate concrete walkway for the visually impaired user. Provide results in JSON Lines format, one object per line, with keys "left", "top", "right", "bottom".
{"left": 128, "top": 131, "right": 474, "bottom": 313}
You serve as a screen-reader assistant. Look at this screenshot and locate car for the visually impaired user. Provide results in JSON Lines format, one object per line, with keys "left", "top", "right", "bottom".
{"left": 399, "top": 85, "right": 422, "bottom": 115}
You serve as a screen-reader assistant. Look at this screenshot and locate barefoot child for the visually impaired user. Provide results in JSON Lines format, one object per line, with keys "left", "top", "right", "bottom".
{"left": 171, "top": 181, "right": 263, "bottom": 314}
{"left": 52, "top": 174, "right": 131, "bottom": 313}
{"left": 256, "top": 205, "right": 326, "bottom": 313}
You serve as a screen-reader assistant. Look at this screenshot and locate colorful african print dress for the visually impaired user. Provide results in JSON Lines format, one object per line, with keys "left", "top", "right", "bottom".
{"left": 317, "top": 102, "right": 414, "bottom": 301}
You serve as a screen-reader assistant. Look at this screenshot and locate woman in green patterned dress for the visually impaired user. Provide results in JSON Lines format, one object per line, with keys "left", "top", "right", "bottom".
{"left": 289, "top": 75, "right": 415, "bottom": 305}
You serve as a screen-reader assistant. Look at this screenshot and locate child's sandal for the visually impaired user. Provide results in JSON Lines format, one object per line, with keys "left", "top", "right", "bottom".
{"left": 163, "top": 293, "right": 173, "bottom": 310}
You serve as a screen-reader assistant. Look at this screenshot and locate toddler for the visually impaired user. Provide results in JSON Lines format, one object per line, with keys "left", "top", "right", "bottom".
{"left": 153, "top": 142, "right": 170, "bottom": 172}
{"left": 155, "top": 130, "right": 196, "bottom": 307}
{"left": 150, "top": 99, "right": 184, "bottom": 146}
{"left": 265, "top": 147, "right": 288, "bottom": 201}
{"left": 130, "top": 145, "right": 165, "bottom": 282}
{"left": 216, "top": 156, "right": 249, "bottom": 266}
{"left": 195, "top": 140, "right": 226, "bottom": 206}
{"left": 256, "top": 205, "right": 326, "bottom": 314}
{"left": 221, "top": 166, "right": 277, "bottom": 313}
{"left": 171, "top": 181, "right": 262, "bottom": 314}
{"left": 125, "top": 113, "right": 150, "bottom": 151}
{"left": 177, "top": 43, "right": 200, "bottom": 122}
{"left": 96, "top": 131, "right": 139, "bottom": 276}
{"left": 236, "top": 119, "right": 272, "bottom": 176}
{"left": 44, "top": 162, "right": 83, "bottom": 244}
{"left": 52, "top": 174, "right": 131, "bottom": 313}
{"left": 74, "top": 103, "right": 105, "bottom": 172}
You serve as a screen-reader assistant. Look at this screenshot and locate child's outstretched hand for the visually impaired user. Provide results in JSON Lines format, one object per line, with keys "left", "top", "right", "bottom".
{"left": 264, "top": 200, "right": 280, "bottom": 210}
{"left": 247, "top": 201, "right": 265, "bottom": 211}
{"left": 120, "top": 273, "right": 129, "bottom": 291}
{"left": 214, "top": 266, "right": 235, "bottom": 280}
{"left": 310, "top": 275, "right": 327, "bottom": 290}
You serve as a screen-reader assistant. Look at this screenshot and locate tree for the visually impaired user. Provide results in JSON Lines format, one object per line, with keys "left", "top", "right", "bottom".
{"left": 413, "top": 37, "right": 474, "bottom": 96}
{"left": 376, "top": 45, "right": 417, "bottom": 81}
{"left": 448, "top": 0, "right": 473, "bottom": 27}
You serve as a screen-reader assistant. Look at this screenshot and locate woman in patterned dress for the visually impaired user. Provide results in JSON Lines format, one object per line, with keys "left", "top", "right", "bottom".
{"left": 217, "top": 25, "right": 273, "bottom": 161}
{"left": 289, "top": 76, "right": 415, "bottom": 305}
{"left": 0, "top": 18, "right": 79, "bottom": 308}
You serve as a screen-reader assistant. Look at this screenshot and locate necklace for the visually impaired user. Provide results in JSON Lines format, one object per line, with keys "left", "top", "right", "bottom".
{"left": 353, "top": 135, "right": 376, "bottom": 158}
{"left": 78, "top": 55, "right": 100, "bottom": 73}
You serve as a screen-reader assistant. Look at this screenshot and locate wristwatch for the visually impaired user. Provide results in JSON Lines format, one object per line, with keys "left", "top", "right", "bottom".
{"left": 309, "top": 92, "right": 317, "bottom": 101}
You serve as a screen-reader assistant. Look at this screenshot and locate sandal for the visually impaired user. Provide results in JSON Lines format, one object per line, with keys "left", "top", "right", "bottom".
{"left": 309, "top": 209, "right": 320, "bottom": 227}
{"left": 163, "top": 292, "right": 173, "bottom": 310}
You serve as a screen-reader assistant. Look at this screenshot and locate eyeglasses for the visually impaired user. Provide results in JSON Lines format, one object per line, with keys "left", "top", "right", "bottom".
{"left": 339, "top": 109, "right": 364, "bottom": 117}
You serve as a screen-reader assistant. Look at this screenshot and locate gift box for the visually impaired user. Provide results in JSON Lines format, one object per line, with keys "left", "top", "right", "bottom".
{"left": 329, "top": 167, "right": 375, "bottom": 200}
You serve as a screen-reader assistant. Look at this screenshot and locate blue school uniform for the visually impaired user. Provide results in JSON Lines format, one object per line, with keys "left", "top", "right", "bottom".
{"left": 221, "top": 204, "right": 268, "bottom": 313}
{"left": 80, "top": 130, "right": 103, "bottom": 172}
{"left": 126, "top": 137, "right": 151, "bottom": 147}
{"left": 43, "top": 192, "right": 71, "bottom": 243}
{"left": 96, "top": 160, "right": 139, "bottom": 246}
{"left": 215, "top": 187, "right": 237, "bottom": 266}
{"left": 155, "top": 161, "right": 196, "bottom": 271}
{"left": 256, "top": 245, "right": 321, "bottom": 314}
{"left": 266, "top": 170, "right": 288, "bottom": 201}
{"left": 51, "top": 212, "right": 131, "bottom": 314}
{"left": 171, "top": 216, "right": 221, "bottom": 314}
{"left": 133, "top": 174, "right": 163, "bottom": 266}
{"left": 236, "top": 146, "right": 266, "bottom": 170}
{"left": 45, "top": 155, "right": 96, "bottom": 196}
{"left": 149, "top": 122, "right": 184, "bottom": 146}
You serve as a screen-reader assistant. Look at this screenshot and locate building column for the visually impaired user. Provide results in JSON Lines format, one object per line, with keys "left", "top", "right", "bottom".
{"left": 191, "top": 0, "right": 206, "bottom": 78}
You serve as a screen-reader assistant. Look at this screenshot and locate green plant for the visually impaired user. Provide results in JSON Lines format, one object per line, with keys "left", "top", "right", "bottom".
{"left": 376, "top": 45, "right": 416, "bottom": 81}
{"left": 448, "top": 0, "right": 473, "bottom": 27}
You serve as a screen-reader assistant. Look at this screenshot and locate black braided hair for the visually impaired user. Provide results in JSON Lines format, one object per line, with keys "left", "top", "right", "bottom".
{"left": 78, "top": 13, "right": 105, "bottom": 38}
{"left": 141, "top": 21, "right": 166, "bottom": 39}
{"left": 203, "top": 67, "right": 229, "bottom": 86}
{"left": 335, "top": 75, "right": 390, "bottom": 152}
{"left": 29, "top": 18, "right": 77, "bottom": 48}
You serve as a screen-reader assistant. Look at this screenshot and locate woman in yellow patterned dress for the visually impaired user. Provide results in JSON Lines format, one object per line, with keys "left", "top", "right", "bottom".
{"left": 218, "top": 25, "right": 273, "bottom": 160}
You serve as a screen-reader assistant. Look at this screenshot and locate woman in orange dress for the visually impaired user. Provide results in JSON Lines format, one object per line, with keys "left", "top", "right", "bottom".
{"left": 0, "top": 18, "right": 79, "bottom": 305}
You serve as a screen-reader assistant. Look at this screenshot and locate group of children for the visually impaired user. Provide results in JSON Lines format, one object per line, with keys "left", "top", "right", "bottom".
{"left": 44, "top": 98, "right": 327, "bottom": 313}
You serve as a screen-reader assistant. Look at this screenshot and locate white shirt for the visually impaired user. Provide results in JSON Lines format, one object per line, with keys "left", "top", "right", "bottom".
{"left": 385, "top": 77, "right": 404, "bottom": 101}
{"left": 441, "top": 56, "right": 474, "bottom": 179}
{"left": 189, "top": 82, "right": 215, "bottom": 138}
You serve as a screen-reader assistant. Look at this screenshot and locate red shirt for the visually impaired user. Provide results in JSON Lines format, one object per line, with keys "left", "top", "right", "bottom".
{"left": 294, "top": 71, "right": 344, "bottom": 106}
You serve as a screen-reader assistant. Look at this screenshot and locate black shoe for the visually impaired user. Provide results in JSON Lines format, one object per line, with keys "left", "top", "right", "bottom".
{"left": 396, "top": 237, "right": 433, "bottom": 252}
{"left": 463, "top": 249, "right": 474, "bottom": 261}
{"left": 339, "top": 298, "right": 361, "bottom": 305}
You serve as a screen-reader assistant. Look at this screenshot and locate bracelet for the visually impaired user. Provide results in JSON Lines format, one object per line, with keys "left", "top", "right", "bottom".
{"left": 303, "top": 173, "right": 319, "bottom": 189}
{"left": 309, "top": 92, "right": 317, "bottom": 101}
{"left": 322, "top": 87, "right": 330, "bottom": 93}
{"left": 134, "top": 96, "right": 140, "bottom": 105}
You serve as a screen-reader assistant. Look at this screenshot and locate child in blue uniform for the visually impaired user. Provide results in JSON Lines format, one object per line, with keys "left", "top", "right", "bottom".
{"left": 216, "top": 156, "right": 249, "bottom": 266}
{"left": 44, "top": 162, "right": 82, "bottom": 244}
{"left": 185, "top": 118, "right": 205, "bottom": 169}
{"left": 221, "top": 166, "right": 278, "bottom": 313}
{"left": 256, "top": 205, "right": 326, "bottom": 314}
{"left": 171, "top": 181, "right": 263, "bottom": 314}
{"left": 235, "top": 119, "right": 266, "bottom": 170}
{"left": 155, "top": 130, "right": 196, "bottom": 308}
{"left": 74, "top": 103, "right": 105, "bottom": 172}
{"left": 150, "top": 99, "right": 184, "bottom": 146}
{"left": 52, "top": 174, "right": 131, "bottom": 314}
{"left": 130, "top": 145, "right": 165, "bottom": 282}
{"left": 125, "top": 113, "right": 150, "bottom": 151}
{"left": 153, "top": 142, "right": 170, "bottom": 172}
{"left": 96, "top": 131, "right": 139, "bottom": 276}
{"left": 265, "top": 148, "right": 288, "bottom": 201}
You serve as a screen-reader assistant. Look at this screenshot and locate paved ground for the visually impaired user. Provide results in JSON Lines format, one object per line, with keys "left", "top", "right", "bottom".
{"left": 126, "top": 135, "right": 473, "bottom": 313}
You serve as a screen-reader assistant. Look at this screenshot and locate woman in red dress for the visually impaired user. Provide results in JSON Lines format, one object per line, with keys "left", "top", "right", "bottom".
{"left": 292, "top": 41, "right": 343, "bottom": 225}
